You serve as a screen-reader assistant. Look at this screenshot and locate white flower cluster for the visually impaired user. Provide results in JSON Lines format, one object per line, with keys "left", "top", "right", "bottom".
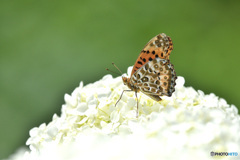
{"left": 7, "top": 67, "right": 240, "bottom": 160}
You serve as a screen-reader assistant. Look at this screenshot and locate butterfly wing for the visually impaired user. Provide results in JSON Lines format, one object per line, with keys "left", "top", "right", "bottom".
{"left": 130, "top": 58, "right": 177, "bottom": 101}
{"left": 131, "top": 33, "right": 173, "bottom": 76}
{"left": 141, "top": 93, "right": 163, "bottom": 101}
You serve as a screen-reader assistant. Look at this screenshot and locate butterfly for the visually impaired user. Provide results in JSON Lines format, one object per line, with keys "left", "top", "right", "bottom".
{"left": 109, "top": 33, "right": 177, "bottom": 117}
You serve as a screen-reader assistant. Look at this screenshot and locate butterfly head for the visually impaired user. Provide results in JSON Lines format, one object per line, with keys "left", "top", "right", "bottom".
{"left": 122, "top": 74, "right": 129, "bottom": 84}
{"left": 122, "top": 74, "right": 138, "bottom": 91}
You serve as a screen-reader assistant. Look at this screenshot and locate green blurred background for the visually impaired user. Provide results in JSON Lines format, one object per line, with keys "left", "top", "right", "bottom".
{"left": 0, "top": 0, "right": 240, "bottom": 159}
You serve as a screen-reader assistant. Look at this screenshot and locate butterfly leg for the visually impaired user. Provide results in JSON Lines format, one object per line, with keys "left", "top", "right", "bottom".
{"left": 115, "top": 90, "right": 132, "bottom": 107}
{"left": 135, "top": 92, "right": 139, "bottom": 118}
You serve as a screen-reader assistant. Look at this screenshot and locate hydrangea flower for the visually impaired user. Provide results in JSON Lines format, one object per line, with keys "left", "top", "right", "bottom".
{"left": 6, "top": 67, "right": 240, "bottom": 160}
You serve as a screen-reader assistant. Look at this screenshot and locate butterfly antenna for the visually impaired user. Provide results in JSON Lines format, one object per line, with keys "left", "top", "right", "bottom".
{"left": 106, "top": 68, "right": 121, "bottom": 75}
{"left": 112, "top": 62, "right": 123, "bottom": 75}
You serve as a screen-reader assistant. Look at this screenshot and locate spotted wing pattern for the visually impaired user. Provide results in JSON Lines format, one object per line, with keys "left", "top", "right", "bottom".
{"left": 130, "top": 58, "right": 177, "bottom": 101}
{"left": 131, "top": 33, "right": 173, "bottom": 76}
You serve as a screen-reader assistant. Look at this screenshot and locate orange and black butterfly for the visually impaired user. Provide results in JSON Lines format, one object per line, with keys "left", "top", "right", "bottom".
{"left": 109, "top": 33, "right": 177, "bottom": 117}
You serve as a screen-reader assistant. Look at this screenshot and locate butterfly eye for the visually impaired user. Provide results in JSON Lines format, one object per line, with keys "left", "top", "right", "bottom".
{"left": 122, "top": 76, "right": 128, "bottom": 84}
